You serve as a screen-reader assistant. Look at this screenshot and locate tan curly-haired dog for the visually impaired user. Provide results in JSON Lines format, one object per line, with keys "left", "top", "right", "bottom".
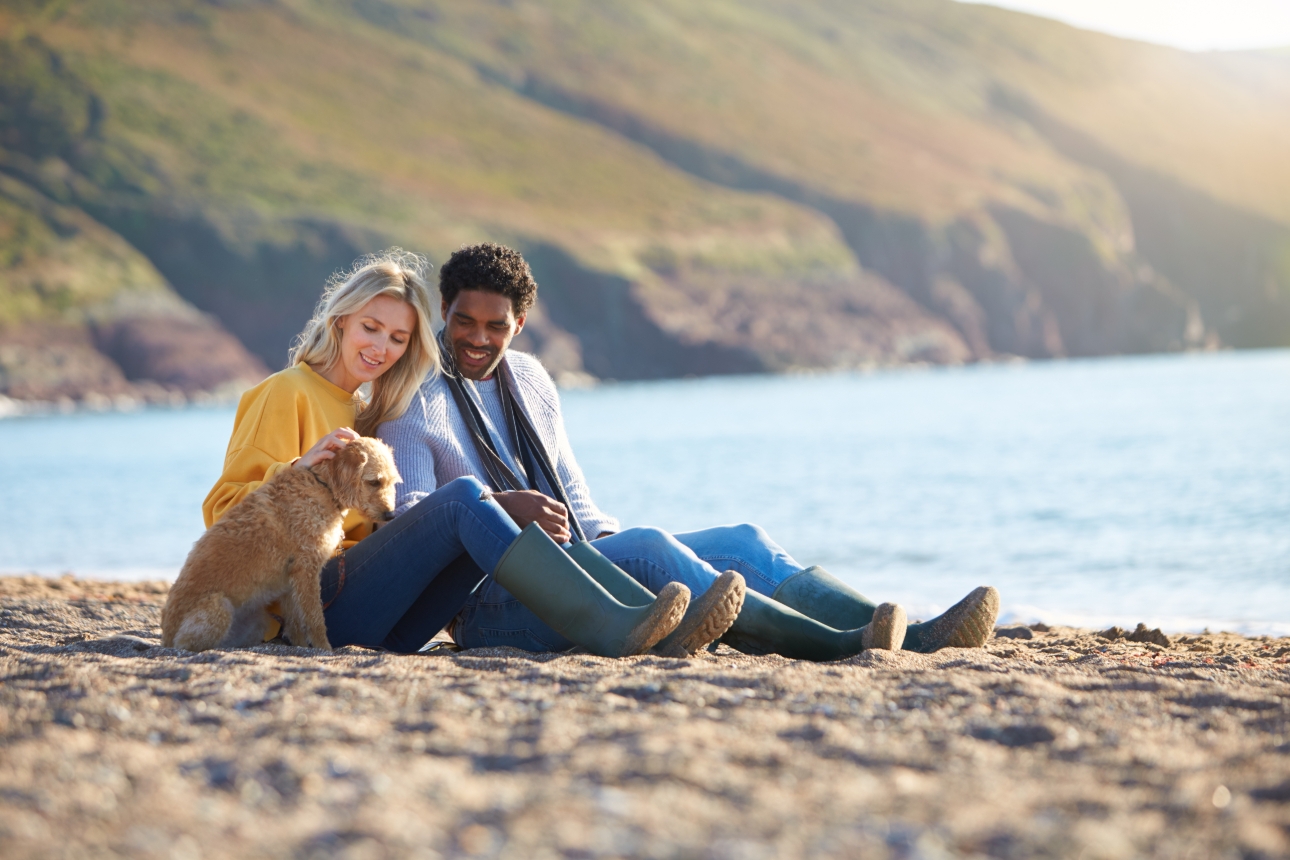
{"left": 162, "top": 438, "right": 400, "bottom": 652}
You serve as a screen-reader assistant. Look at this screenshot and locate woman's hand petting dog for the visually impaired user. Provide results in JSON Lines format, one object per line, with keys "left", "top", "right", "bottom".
{"left": 297, "top": 427, "right": 360, "bottom": 469}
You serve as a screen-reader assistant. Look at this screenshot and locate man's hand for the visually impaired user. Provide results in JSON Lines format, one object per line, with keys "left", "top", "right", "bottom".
{"left": 493, "top": 490, "right": 571, "bottom": 544}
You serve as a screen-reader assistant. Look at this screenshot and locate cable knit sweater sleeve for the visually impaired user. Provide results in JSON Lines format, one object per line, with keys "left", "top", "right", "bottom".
{"left": 378, "top": 385, "right": 441, "bottom": 515}
{"left": 509, "top": 354, "right": 621, "bottom": 538}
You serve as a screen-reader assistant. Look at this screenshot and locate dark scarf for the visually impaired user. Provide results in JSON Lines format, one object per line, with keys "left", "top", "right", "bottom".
{"left": 438, "top": 328, "right": 586, "bottom": 542}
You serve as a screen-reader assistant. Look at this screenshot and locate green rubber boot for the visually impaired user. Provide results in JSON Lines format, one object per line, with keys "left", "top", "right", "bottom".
{"left": 771, "top": 566, "right": 879, "bottom": 631}
{"left": 567, "top": 541, "right": 746, "bottom": 657}
{"left": 902, "top": 586, "right": 1001, "bottom": 652}
{"left": 720, "top": 590, "right": 907, "bottom": 661}
{"left": 773, "top": 567, "right": 1000, "bottom": 653}
{"left": 492, "top": 524, "right": 690, "bottom": 657}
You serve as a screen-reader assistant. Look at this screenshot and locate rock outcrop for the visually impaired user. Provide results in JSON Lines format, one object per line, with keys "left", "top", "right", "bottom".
{"left": 0, "top": 311, "right": 267, "bottom": 409}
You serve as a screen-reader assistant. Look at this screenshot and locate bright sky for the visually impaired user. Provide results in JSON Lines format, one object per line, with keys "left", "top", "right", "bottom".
{"left": 954, "top": 0, "right": 1290, "bottom": 52}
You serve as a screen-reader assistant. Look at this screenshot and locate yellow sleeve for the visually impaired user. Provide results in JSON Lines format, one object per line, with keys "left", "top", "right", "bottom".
{"left": 202, "top": 448, "right": 296, "bottom": 527}
{"left": 201, "top": 379, "right": 306, "bottom": 528}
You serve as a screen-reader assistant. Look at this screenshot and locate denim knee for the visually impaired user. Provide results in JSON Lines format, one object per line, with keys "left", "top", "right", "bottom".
{"left": 439, "top": 475, "right": 490, "bottom": 504}
{"left": 401, "top": 476, "right": 490, "bottom": 524}
{"left": 625, "top": 526, "right": 676, "bottom": 552}
{"left": 723, "top": 523, "right": 773, "bottom": 546}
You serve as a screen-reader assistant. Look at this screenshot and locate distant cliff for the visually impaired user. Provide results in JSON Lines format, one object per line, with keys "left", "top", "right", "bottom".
{"left": 0, "top": 35, "right": 265, "bottom": 409}
{"left": 1, "top": 0, "right": 1287, "bottom": 402}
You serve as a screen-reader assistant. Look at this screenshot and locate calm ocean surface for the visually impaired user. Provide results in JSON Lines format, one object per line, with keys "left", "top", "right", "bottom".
{"left": 2, "top": 350, "right": 1287, "bottom": 634}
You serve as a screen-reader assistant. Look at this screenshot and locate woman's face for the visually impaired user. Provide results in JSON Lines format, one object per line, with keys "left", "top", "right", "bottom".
{"left": 331, "top": 295, "right": 416, "bottom": 392}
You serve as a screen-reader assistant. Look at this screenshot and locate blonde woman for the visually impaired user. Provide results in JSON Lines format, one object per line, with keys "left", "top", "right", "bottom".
{"left": 202, "top": 250, "right": 692, "bottom": 655}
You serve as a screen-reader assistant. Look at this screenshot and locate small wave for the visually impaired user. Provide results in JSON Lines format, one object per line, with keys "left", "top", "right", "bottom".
{"left": 992, "top": 603, "right": 1290, "bottom": 638}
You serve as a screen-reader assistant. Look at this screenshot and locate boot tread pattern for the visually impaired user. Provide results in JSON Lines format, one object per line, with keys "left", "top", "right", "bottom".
{"left": 655, "top": 570, "right": 746, "bottom": 658}
{"left": 927, "top": 586, "right": 1001, "bottom": 650}
{"left": 621, "top": 582, "right": 690, "bottom": 656}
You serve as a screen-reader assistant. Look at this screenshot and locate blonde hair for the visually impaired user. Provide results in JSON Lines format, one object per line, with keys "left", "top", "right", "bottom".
{"left": 289, "top": 249, "right": 439, "bottom": 436}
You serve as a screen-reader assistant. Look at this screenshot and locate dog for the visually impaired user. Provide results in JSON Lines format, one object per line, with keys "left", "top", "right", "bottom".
{"left": 161, "top": 437, "right": 401, "bottom": 652}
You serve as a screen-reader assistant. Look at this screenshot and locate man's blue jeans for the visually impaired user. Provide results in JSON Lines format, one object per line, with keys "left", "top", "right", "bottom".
{"left": 454, "top": 523, "right": 804, "bottom": 652}
{"left": 320, "top": 476, "right": 518, "bottom": 652}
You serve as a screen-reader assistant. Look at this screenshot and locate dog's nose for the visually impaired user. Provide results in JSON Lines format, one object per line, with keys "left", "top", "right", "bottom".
{"left": 383, "top": 511, "right": 397, "bottom": 522}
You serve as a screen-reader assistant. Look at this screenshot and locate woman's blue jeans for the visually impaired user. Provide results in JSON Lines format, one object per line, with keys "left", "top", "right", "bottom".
{"left": 454, "top": 523, "right": 804, "bottom": 652}
{"left": 320, "top": 476, "right": 521, "bottom": 652}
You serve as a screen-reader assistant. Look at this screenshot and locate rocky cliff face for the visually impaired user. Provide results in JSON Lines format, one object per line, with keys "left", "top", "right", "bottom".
{"left": 1, "top": 0, "right": 1287, "bottom": 402}
{"left": 511, "top": 243, "right": 972, "bottom": 382}
{"left": 992, "top": 90, "right": 1290, "bottom": 350}
{"left": 509, "top": 78, "right": 1204, "bottom": 363}
{"left": 0, "top": 313, "right": 264, "bottom": 405}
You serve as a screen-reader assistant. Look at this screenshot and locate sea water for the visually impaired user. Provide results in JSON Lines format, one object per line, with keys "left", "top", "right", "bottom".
{"left": 1, "top": 350, "right": 1287, "bottom": 634}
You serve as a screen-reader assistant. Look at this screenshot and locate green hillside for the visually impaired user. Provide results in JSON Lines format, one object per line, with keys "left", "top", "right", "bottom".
{"left": 1, "top": 0, "right": 1288, "bottom": 393}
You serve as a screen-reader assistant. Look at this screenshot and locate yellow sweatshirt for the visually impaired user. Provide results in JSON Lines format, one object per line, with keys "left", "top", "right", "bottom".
{"left": 202, "top": 362, "right": 373, "bottom": 547}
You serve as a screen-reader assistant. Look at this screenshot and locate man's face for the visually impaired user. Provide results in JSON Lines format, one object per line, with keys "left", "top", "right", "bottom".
{"left": 442, "top": 289, "right": 526, "bottom": 380}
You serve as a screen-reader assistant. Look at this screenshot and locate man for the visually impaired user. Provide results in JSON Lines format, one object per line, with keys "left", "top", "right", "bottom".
{"left": 380, "top": 243, "right": 998, "bottom": 658}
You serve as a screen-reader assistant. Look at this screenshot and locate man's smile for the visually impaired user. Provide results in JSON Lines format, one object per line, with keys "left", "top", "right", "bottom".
{"left": 455, "top": 342, "right": 497, "bottom": 372}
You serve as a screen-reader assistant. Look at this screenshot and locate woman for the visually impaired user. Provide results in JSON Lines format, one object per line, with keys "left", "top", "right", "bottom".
{"left": 202, "top": 249, "right": 696, "bottom": 656}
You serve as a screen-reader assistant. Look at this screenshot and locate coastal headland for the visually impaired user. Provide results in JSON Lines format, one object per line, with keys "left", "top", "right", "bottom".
{"left": 2, "top": 575, "right": 1288, "bottom": 859}
{"left": 4, "top": 0, "right": 1290, "bottom": 406}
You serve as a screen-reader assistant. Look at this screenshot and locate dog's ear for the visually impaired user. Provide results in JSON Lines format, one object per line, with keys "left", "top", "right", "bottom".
{"left": 370, "top": 439, "right": 401, "bottom": 484}
{"left": 331, "top": 441, "right": 370, "bottom": 493}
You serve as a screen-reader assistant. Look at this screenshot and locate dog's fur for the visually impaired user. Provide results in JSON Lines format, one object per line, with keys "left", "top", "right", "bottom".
{"left": 161, "top": 438, "right": 401, "bottom": 652}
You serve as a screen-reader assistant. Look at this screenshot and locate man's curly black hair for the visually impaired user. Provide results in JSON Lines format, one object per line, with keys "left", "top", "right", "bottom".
{"left": 438, "top": 242, "right": 538, "bottom": 316}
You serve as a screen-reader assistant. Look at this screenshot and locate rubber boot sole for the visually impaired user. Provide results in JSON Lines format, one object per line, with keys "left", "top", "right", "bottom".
{"left": 860, "top": 602, "right": 907, "bottom": 651}
{"left": 620, "top": 581, "right": 691, "bottom": 656}
{"left": 653, "top": 571, "right": 746, "bottom": 657}
{"left": 919, "top": 586, "right": 1000, "bottom": 651}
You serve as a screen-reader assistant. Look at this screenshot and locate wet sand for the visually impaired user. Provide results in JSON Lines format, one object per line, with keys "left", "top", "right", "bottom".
{"left": 1, "top": 575, "right": 1288, "bottom": 859}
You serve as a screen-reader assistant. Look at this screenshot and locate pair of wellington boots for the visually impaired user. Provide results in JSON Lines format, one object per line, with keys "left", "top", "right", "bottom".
{"left": 742, "top": 566, "right": 1001, "bottom": 657}
{"left": 493, "top": 524, "right": 998, "bottom": 661}
{"left": 492, "top": 524, "right": 745, "bottom": 658}
{"left": 553, "top": 544, "right": 911, "bottom": 662}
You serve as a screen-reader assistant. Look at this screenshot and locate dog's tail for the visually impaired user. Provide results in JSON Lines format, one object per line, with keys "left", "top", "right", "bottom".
{"left": 164, "top": 592, "right": 234, "bottom": 652}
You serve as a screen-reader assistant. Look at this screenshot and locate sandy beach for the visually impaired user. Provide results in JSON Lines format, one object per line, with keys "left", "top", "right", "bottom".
{"left": 1, "top": 575, "right": 1287, "bottom": 860}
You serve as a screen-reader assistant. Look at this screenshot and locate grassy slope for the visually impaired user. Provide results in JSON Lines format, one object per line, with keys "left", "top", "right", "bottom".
{"left": 0, "top": 24, "right": 177, "bottom": 326}
{"left": 383, "top": 0, "right": 1290, "bottom": 228}
{"left": 338, "top": 0, "right": 1081, "bottom": 217}
{"left": 36, "top": 1, "right": 850, "bottom": 275}
{"left": 0, "top": 172, "right": 176, "bottom": 323}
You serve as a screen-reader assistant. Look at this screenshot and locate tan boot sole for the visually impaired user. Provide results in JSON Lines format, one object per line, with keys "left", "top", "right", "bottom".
{"left": 653, "top": 571, "right": 746, "bottom": 657}
{"left": 621, "top": 582, "right": 690, "bottom": 656}
{"left": 922, "top": 586, "right": 1000, "bottom": 651}
{"left": 860, "top": 602, "right": 908, "bottom": 650}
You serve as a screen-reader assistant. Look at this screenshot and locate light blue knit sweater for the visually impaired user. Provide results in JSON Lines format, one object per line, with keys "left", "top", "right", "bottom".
{"left": 377, "top": 350, "right": 620, "bottom": 538}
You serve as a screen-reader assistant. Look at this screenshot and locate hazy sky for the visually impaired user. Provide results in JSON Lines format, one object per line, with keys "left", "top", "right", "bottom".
{"left": 954, "top": 0, "right": 1290, "bottom": 51}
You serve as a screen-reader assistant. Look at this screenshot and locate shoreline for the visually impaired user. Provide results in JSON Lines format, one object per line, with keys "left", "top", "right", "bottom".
{"left": 0, "top": 390, "right": 243, "bottom": 421}
{"left": 7, "top": 571, "right": 1289, "bottom": 639}
{"left": 2, "top": 575, "right": 1288, "bottom": 859}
